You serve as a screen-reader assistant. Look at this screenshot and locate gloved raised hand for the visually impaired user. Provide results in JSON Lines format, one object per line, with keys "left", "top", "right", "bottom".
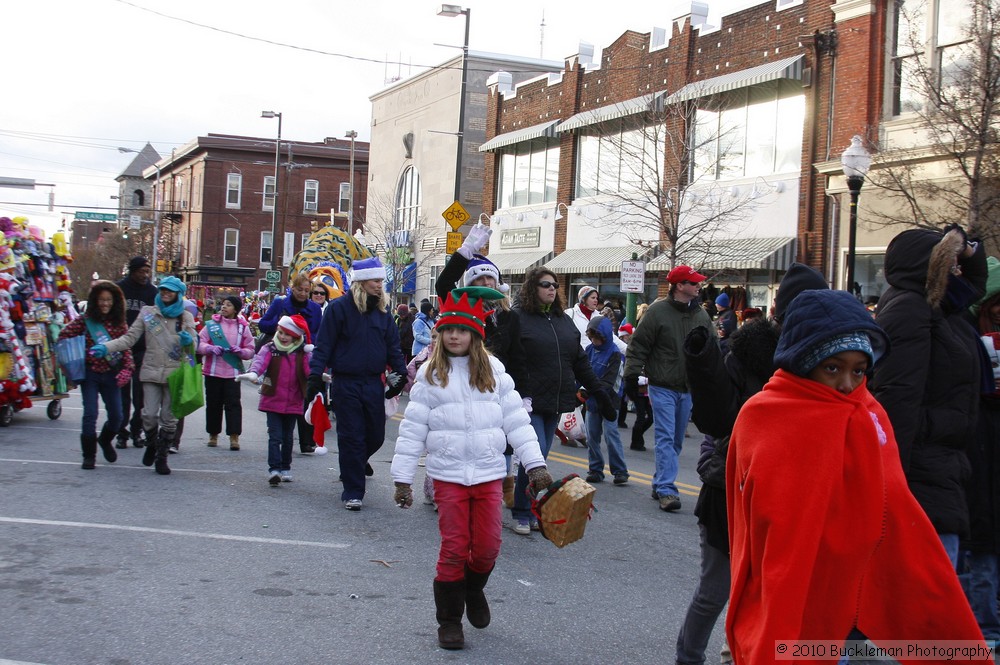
{"left": 394, "top": 482, "right": 413, "bottom": 508}
{"left": 594, "top": 388, "right": 617, "bottom": 422}
{"left": 624, "top": 376, "right": 640, "bottom": 401}
{"left": 178, "top": 330, "right": 194, "bottom": 347}
{"left": 236, "top": 372, "right": 260, "bottom": 383}
{"left": 457, "top": 222, "right": 493, "bottom": 260}
{"left": 304, "top": 373, "right": 325, "bottom": 412}
{"left": 527, "top": 466, "right": 553, "bottom": 493}
{"left": 115, "top": 368, "right": 132, "bottom": 388}
{"left": 685, "top": 326, "right": 712, "bottom": 355}
{"left": 384, "top": 370, "right": 405, "bottom": 399}
{"left": 90, "top": 343, "right": 108, "bottom": 359}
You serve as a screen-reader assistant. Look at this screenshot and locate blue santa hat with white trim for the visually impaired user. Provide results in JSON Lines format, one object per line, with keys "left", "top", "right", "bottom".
{"left": 349, "top": 256, "right": 386, "bottom": 282}
{"left": 463, "top": 254, "right": 509, "bottom": 294}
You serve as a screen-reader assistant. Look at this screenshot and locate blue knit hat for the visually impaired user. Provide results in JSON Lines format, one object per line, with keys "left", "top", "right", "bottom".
{"left": 715, "top": 292, "right": 730, "bottom": 308}
{"left": 463, "top": 254, "right": 509, "bottom": 293}
{"left": 792, "top": 331, "right": 875, "bottom": 376}
{"left": 350, "top": 257, "right": 386, "bottom": 282}
{"left": 158, "top": 276, "right": 187, "bottom": 295}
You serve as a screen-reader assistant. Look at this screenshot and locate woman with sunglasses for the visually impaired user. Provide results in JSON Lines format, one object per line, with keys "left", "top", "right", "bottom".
{"left": 310, "top": 281, "right": 331, "bottom": 311}
{"left": 509, "top": 266, "right": 617, "bottom": 535}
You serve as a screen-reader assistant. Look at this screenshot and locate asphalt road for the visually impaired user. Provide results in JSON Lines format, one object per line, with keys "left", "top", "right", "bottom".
{"left": 0, "top": 385, "right": 722, "bottom": 665}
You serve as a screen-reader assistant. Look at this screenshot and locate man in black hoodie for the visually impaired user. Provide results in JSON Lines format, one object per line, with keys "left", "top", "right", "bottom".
{"left": 114, "top": 256, "right": 157, "bottom": 448}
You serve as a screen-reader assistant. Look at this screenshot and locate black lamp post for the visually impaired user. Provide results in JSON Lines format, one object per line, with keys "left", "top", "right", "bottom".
{"left": 840, "top": 135, "right": 871, "bottom": 297}
{"left": 438, "top": 4, "right": 470, "bottom": 204}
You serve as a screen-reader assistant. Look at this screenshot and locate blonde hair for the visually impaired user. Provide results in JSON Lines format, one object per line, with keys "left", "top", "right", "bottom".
{"left": 291, "top": 273, "right": 312, "bottom": 289}
{"left": 424, "top": 327, "right": 496, "bottom": 393}
{"left": 350, "top": 280, "right": 389, "bottom": 313}
{"left": 636, "top": 303, "right": 649, "bottom": 323}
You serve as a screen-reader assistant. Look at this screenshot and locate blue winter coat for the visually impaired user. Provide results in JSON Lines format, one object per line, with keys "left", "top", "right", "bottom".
{"left": 309, "top": 294, "right": 407, "bottom": 380}
{"left": 411, "top": 312, "right": 434, "bottom": 357}
{"left": 258, "top": 291, "right": 323, "bottom": 338}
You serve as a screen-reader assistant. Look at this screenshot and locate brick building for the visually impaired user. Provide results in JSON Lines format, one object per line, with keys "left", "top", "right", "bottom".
{"left": 142, "top": 133, "right": 368, "bottom": 302}
{"left": 477, "top": 0, "right": 888, "bottom": 309}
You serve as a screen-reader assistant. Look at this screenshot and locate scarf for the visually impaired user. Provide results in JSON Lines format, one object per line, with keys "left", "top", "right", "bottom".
{"left": 156, "top": 294, "right": 184, "bottom": 318}
{"left": 273, "top": 335, "right": 303, "bottom": 354}
{"left": 578, "top": 303, "right": 594, "bottom": 320}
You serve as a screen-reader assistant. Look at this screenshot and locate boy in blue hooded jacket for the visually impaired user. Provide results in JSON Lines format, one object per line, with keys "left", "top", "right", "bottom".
{"left": 583, "top": 315, "right": 629, "bottom": 485}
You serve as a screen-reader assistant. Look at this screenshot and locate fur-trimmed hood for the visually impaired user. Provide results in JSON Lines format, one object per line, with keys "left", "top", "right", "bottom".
{"left": 884, "top": 228, "right": 965, "bottom": 307}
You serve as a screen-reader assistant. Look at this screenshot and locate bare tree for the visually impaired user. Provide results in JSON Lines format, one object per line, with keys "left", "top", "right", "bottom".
{"left": 71, "top": 232, "right": 136, "bottom": 298}
{"left": 865, "top": 0, "right": 1000, "bottom": 248}
{"left": 360, "top": 191, "right": 443, "bottom": 303}
{"left": 579, "top": 94, "right": 770, "bottom": 269}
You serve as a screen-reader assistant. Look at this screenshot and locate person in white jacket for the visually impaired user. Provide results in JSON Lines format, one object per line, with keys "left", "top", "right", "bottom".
{"left": 390, "top": 286, "right": 553, "bottom": 652}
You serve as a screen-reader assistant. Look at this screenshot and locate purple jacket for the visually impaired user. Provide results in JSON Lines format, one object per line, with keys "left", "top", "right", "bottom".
{"left": 249, "top": 343, "right": 312, "bottom": 415}
{"left": 198, "top": 314, "right": 255, "bottom": 379}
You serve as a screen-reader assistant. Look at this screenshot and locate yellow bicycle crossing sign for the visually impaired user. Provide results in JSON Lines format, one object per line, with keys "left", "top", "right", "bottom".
{"left": 442, "top": 200, "right": 470, "bottom": 231}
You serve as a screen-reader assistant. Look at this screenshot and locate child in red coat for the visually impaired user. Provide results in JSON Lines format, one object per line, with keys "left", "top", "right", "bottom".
{"left": 727, "top": 289, "right": 985, "bottom": 664}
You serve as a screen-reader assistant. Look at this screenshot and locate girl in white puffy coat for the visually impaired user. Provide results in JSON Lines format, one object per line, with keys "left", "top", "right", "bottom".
{"left": 390, "top": 287, "right": 552, "bottom": 651}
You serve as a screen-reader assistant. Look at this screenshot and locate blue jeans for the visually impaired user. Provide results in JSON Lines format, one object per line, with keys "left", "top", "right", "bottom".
{"left": 80, "top": 368, "right": 122, "bottom": 438}
{"left": 266, "top": 412, "right": 296, "bottom": 472}
{"left": 585, "top": 409, "right": 627, "bottom": 479}
{"left": 960, "top": 552, "right": 1000, "bottom": 641}
{"left": 512, "top": 412, "right": 558, "bottom": 522}
{"left": 647, "top": 385, "right": 692, "bottom": 497}
{"left": 939, "top": 533, "right": 960, "bottom": 570}
{"left": 676, "top": 524, "right": 730, "bottom": 665}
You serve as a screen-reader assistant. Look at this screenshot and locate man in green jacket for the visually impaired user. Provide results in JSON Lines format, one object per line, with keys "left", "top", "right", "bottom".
{"left": 624, "top": 266, "right": 712, "bottom": 512}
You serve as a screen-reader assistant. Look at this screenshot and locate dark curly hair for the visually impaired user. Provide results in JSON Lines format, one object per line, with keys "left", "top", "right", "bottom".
{"left": 517, "top": 266, "right": 564, "bottom": 314}
{"left": 86, "top": 281, "right": 126, "bottom": 326}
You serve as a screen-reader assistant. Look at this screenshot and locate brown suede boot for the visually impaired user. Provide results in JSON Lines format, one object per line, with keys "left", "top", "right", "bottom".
{"left": 207, "top": 434, "right": 218, "bottom": 447}
{"left": 464, "top": 565, "right": 493, "bottom": 629}
{"left": 229, "top": 435, "right": 240, "bottom": 451}
{"left": 502, "top": 475, "right": 515, "bottom": 508}
{"left": 433, "top": 580, "right": 465, "bottom": 650}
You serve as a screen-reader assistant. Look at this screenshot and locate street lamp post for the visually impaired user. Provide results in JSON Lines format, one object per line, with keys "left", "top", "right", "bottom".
{"left": 345, "top": 130, "right": 357, "bottom": 236}
{"left": 261, "top": 111, "right": 282, "bottom": 270}
{"left": 438, "top": 4, "right": 470, "bottom": 204}
{"left": 118, "top": 147, "right": 162, "bottom": 281}
{"left": 840, "top": 135, "right": 871, "bottom": 297}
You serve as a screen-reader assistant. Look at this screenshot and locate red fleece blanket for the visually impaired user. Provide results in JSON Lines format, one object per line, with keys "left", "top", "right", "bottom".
{"left": 726, "top": 370, "right": 984, "bottom": 664}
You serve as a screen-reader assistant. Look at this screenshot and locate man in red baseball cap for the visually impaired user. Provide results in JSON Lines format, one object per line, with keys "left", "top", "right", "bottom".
{"left": 623, "top": 265, "right": 712, "bottom": 513}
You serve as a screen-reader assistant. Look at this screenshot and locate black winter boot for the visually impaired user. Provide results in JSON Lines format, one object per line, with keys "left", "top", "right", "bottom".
{"left": 464, "top": 565, "right": 493, "bottom": 629}
{"left": 142, "top": 428, "right": 158, "bottom": 466}
{"left": 154, "top": 430, "right": 172, "bottom": 475}
{"left": 80, "top": 434, "right": 98, "bottom": 470}
{"left": 433, "top": 580, "right": 466, "bottom": 650}
{"left": 97, "top": 424, "right": 118, "bottom": 463}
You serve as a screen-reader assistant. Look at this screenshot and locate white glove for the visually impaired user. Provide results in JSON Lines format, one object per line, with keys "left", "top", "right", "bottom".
{"left": 457, "top": 222, "right": 492, "bottom": 259}
{"left": 385, "top": 371, "right": 404, "bottom": 389}
{"left": 237, "top": 372, "right": 260, "bottom": 383}
{"left": 522, "top": 397, "right": 532, "bottom": 414}
{"left": 637, "top": 376, "right": 648, "bottom": 386}
{"left": 322, "top": 372, "right": 332, "bottom": 383}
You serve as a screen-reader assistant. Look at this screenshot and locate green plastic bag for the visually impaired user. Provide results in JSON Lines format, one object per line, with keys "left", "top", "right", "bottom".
{"left": 168, "top": 351, "right": 204, "bottom": 419}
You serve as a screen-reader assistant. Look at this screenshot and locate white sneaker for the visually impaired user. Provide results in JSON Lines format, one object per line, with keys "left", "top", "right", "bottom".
{"left": 268, "top": 470, "right": 281, "bottom": 486}
{"left": 280, "top": 470, "right": 293, "bottom": 482}
{"left": 344, "top": 499, "right": 362, "bottom": 511}
{"left": 513, "top": 520, "right": 531, "bottom": 535}
{"left": 168, "top": 445, "right": 179, "bottom": 454}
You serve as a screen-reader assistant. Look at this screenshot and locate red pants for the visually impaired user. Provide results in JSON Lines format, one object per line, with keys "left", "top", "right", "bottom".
{"left": 433, "top": 478, "right": 503, "bottom": 582}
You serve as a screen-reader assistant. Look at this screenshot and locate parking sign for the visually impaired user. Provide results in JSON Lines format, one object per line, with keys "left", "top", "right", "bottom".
{"left": 620, "top": 260, "right": 645, "bottom": 293}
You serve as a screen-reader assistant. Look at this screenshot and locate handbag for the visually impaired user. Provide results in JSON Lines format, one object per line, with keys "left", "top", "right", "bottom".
{"left": 167, "top": 347, "right": 205, "bottom": 418}
{"left": 55, "top": 334, "right": 87, "bottom": 383}
{"left": 556, "top": 406, "right": 587, "bottom": 444}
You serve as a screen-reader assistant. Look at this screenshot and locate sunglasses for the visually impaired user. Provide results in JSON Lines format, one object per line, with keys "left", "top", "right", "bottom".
{"left": 538, "top": 280, "right": 559, "bottom": 289}
{"left": 311, "top": 291, "right": 326, "bottom": 296}
{"left": 679, "top": 280, "right": 700, "bottom": 286}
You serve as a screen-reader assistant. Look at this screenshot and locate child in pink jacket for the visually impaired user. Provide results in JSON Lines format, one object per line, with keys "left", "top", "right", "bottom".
{"left": 198, "top": 295, "right": 255, "bottom": 450}
{"left": 240, "top": 314, "right": 313, "bottom": 485}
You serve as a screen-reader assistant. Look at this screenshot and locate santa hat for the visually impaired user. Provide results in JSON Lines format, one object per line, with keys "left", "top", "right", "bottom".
{"left": 350, "top": 256, "right": 386, "bottom": 282}
{"left": 435, "top": 286, "right": 504, "bottom": 339}
{"left": 304, "top": 393, "right": 330, "bottom": 454}
{"left": 278, "top": 314, "right": 313, "bottom": 351}
{"left": 463, "top": 254, "right": 509, "bottom": 293}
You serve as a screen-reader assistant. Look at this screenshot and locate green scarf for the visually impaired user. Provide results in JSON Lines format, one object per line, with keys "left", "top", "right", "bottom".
{"left": 273, "top": 335, "right": 303, "bottom": 354}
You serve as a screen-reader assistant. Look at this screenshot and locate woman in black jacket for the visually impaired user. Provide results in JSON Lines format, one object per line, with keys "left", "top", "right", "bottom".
{"left": 870, "top": 225, "right": 988, "bottom": 566}
{"left": 511, "top": 266, "right": 616, "bottom": 535}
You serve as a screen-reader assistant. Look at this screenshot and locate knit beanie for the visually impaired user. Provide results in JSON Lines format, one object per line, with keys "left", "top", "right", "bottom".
{"left": 715, "top": 292, "right": 730, "bottom": 308}
{"left": 128, "top": 256, "right": 150, "bottom": 274}
{"left": 223, "top": 295, "right": 243, "bottom": 312}
{"left": 463, "top": 254, "right": 509, "bottom": 293}
{"left": 792, "top": 331, "right": 875, "bottom": 376}
{"left": 577, "top": 285, "right": 598, "bottom": 303}
{"left": 773, "top": 263, "right": 827, "bottom": 322}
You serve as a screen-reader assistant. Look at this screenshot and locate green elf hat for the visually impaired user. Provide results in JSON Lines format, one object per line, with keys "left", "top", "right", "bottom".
{"left": 434, "top": 286, "right": 504, "bottom": 338}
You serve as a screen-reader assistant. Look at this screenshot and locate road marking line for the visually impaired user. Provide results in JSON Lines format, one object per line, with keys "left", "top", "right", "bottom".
{"left": 0, "top": 517, "right": 350, "bottom": 549}
{"left": 4, "top": 426, "right": 81, "bottom": 432}
{"left": 0, "top": 458, "right": 229, "bottom": 474}
{"left": 545, "top": 450, "right": 701, "bottom": 497}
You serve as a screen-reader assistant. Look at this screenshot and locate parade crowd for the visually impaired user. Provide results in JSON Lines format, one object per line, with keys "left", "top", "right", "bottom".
{"left": 56, "top": 223, "right": 1000, "bottom": 663}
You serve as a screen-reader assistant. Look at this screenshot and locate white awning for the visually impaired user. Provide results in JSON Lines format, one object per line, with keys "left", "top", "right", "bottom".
{"left": 545, "top": 246, "right": 649, "bottom": 274}
{"left": 647, "top": 236, "right": 797, "bottom": 271}
{"left": 487, "top": 250, "right": 554, "bottom": 275}
{"left": 665, "top": 55, "right": 805, "bottom": 104}
{"left": 556, "top": 92, "right": 666, "bottom": 132}
{"left": 479, "top": 120, "right": 559, "bottom": 152}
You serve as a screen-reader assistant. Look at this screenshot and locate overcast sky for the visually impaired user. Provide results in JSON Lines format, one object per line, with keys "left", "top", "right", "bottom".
{"left": 2, "top": 0, "right": 754, "bottom": 234}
